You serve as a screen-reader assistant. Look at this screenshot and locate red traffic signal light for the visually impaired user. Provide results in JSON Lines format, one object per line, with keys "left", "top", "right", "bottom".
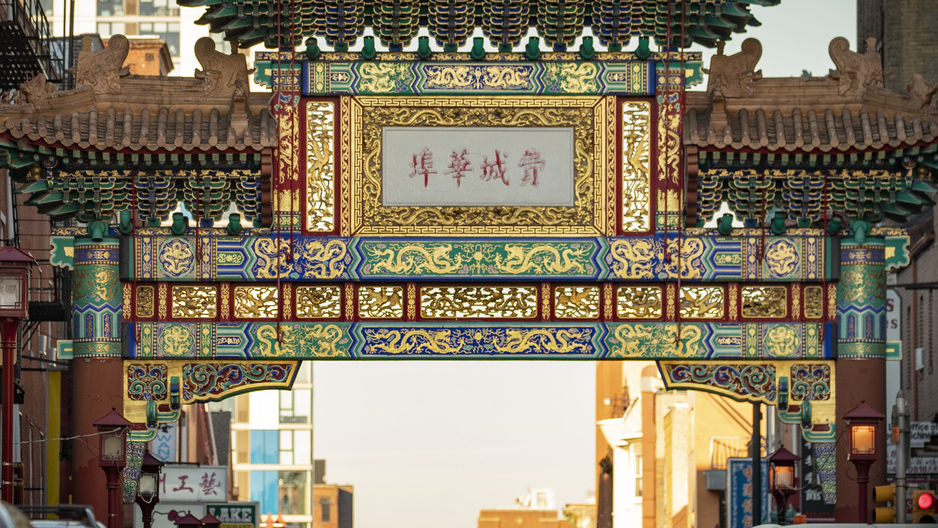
{"left": 918, "top": 490, "right": 935, "bottom": 511}
{"left": 913, "top": 489, "right": 936, "bottom": 523}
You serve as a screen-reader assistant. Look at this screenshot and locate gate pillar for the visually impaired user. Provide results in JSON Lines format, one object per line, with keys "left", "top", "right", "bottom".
{"left": 834, "top": 232, "right": 887, "bottom": 522}
{"left": 70, "top": 237, "right": 125, "bottom": 522}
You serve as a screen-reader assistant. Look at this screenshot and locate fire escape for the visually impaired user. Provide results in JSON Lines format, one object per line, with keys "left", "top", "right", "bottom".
{"left": 0, "top": 0, "right": 61, "bottom": 89}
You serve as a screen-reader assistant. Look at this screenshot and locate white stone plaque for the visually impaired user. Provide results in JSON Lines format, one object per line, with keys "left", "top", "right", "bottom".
{"left": 381, "top": 127, "right": 575, "bottom": 206}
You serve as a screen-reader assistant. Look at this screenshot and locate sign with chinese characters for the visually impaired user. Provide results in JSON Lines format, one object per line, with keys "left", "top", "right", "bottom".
{"left": 160, "top": 464, "right": 228, "bottom": 501}
{"left": 341, "top": 96, "right": 616, "bottom": 236}
{"left": 726, "top": 458, "right": 769, "bottom": 528}
{"left": 206, "top": 502, "right": 259, "bottom": 528}
{"left": 799, "top": 438, "right": 836, "bottom": 519}
{"left": 382, "top": 127, "right": 574, "bottom": 206}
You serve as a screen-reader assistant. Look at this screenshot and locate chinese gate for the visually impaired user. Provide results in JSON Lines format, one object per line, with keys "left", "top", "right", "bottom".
{"left": 2, "top": 6, "right": 932, "bottom": 521}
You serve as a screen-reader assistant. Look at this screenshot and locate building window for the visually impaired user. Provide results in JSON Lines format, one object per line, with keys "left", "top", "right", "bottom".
{"left": 139, "top": 0, "right": 179, "bottom": 16}
{"left": 280, "top": 389, "right": 311, "bottom": 424}
{"left": 634, "top": 449, "right": 642, "bottom": 497}
{"left": 96, "top": 22, "right": 126, "bottom": 38}
{"left": 138, "top": 21, "right": 180, "bottom": 57}
{"left": 278, "top": 470, "right": 309, "bottom": 515}
{"left": 97, "top": 0, "right": 123, "bottom": 16}
{"left": 320, "top": 498, "right": 331, "bottom": 522}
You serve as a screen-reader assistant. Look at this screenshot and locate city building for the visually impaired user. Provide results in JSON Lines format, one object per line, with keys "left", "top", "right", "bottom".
{"left": 312, "top": 480, "right": 353, "bottom": 528}
{"left": 478, "top": 489, "right": 572, "bottom": 528}
{"left": 596, "top": 363, "right": 762, "bottom": 528}
{"left": 43, "top": 0, "right": 218, "bottom": 76}
{"left": 858, "top": 0, "right": 938, "bottom": 425}
{"left": 226, "top": 362, "right": 315, "bottom": 527}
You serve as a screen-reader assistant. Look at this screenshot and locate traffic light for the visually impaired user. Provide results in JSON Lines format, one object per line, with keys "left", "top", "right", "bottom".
{"left": 913, "top": 489, "right": 936, "bottom": 523}
{"left": 874, "top": 484, "right": 896, "bottom": 523}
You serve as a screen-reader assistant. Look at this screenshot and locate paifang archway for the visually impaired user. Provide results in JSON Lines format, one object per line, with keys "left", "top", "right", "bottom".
{"left": 4, "top": 17, "right": 932, "bottom": 520}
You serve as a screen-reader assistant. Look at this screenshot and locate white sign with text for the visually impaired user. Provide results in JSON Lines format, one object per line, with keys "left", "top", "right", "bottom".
{"left": 381, "top": 127, "right": 575, "bottom": 207}
{"left": 160, "top": 464, "right": 228, "bottom": 502}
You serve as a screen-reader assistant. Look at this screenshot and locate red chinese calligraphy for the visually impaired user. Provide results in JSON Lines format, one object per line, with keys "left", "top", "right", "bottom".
{"left": 172, "top": 475, "right": 194, "bottom": 493}
{"left": 445, "top": 149, "right": 472, "bottom": 187}
{"left": 200, "top": 472, "right": 220, "bottom": 495}
{"left": 518, "top": 149, "right": 545, "bottom": 187}
{"left": 480, "top": 151, "right": 509, "bottom": 186}
{"left": 408, "top": 147, "right": 436, "bottom": 187}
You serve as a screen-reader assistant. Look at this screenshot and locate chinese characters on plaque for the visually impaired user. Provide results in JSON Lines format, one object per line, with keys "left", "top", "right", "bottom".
{"left": 160, "top": 464, "right": 228, "bottom": 501}
{"left": 382, "top": 127, "right": 574, "bottom": 207}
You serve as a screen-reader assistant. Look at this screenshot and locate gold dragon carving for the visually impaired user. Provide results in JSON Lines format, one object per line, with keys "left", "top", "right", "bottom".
{"left": 621, "top": 101, "right": 651, "bottom": 232}
{"left": 306, "top": 101, "right": 336, "bottom": 232}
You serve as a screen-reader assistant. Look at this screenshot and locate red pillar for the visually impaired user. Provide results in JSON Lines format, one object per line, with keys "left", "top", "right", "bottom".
{"left": 70, "top": 358, "right": 124, "bottom": 521}
{"left": 1, "top": 318, "right": 17, "bottom": 503}
{"left": 834, "top": 359, "right": 886, "bottom": 522}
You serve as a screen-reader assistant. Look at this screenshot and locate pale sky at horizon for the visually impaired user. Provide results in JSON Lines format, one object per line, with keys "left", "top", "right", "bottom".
{"left": 312, "top": 3, "right": 856, "bottom": 528}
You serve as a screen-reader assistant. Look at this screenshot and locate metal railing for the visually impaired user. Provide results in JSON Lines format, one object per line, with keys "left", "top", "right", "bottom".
{"left": 0, "top": 0, "right": 65, "bottom": 85}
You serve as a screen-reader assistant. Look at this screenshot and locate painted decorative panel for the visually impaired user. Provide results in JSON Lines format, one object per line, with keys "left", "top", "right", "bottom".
{"left": 680, "top": 286, "right": 724, "bottom": 319}
{"left": 607, "top": 231, "right": 827, "bottom": 281}
{"left": 305, "top": 60, "right": 652, "bottom": 96}
{"left": 306, "top": 100, "right": 336, "bottom": 233}
{"left": 605, "top": 322, "right": 828, "bottom": 360}
{"left": 358, "top": 286, "right": 404, "bottom": 319}
{"left": 553, "top": 286, "right": 600, "bottom": 319}
{"left": 620, "top": 100, "right": 652, "bottom": 232}
{"left": 123, "top": 360, "right": 301, "bottom": 442}
{"left": 662, "top": 362, "right": 778, "bottom": 404}
{"left": 295, "top": 286, "right": 342, "bottom": 319}
{"left": 804, "top": 286, "right": 824, "bottom": 319}
{"left": 73, "top": 239, "right": 121, "bottom": 357}
{"left": 171, "top": 286, "right": 217, "bottom": 319}
{"left": 341, "top": 96, "right": 615, "bottom": 236}
{"left": 355, "top": 238, "right": 603, "bottom": 280}
{"left": 616, "top": 286, "right": 662, "bottom": 319}
{"left": 129, "top": 232, "right": 828, "bottom": 283}
{"left": 129, "top": 321, "right": 831, "bottom": 360}
{"left": 233, "top": 286, "right": 280, "bottom": 319}
{"left": 837, "top": 241, "right": 887, "bottom": 358}
{"left": 741, "top": 286, "right": 788, "bottom": 319}
{"left": 136, "top": 285, "right": 155, "bottom": 319}
{"left": 420, "top": 286, "right": 539, "bottom": 319}
{"left": 658, "top": 360, "right": 836, "bottom": 436}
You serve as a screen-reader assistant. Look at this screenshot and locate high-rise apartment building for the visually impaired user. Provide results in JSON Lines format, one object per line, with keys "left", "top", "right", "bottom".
{"left": 225, "top": 362, "right": 316, "bottom": 527}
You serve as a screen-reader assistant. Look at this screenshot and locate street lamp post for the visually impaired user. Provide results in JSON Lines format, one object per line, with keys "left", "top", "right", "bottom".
{"left": 0, "top": 246, "right": 35, "bottom": 503}
{"left": 844, "top": 400, "right": 885, "bottom": 523}
{"left": 136, "top": 450, "right": 164, "bottom": 528}
{"left": 93, "top": 409, "right": 133, "bottom": 528}
{"left": 768, "top": 446, "right": 800, "bottom": 523}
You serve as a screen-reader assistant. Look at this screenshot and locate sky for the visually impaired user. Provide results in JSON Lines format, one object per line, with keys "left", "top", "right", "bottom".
{"left": 311, "top": 3, "right": 856, "bottom": 528}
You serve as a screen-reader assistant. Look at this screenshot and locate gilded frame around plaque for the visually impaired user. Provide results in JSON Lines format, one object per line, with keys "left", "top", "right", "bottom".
{"left": 341, "top": 96, "right": 616, "bottom": 236}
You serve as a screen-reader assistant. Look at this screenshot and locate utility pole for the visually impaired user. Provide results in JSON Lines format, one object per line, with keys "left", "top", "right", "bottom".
{"left": 895, "top": 394, "right": 910, "bottom": 523}
{"left": 752, "top": 402, "right": 762, "bottom": 525}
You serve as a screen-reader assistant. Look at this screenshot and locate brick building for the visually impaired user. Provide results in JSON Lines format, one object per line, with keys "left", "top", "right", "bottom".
{"left": 857, "top": 0, "right": 938, "bottom": 94}
{"left": 858, "top": 1, "right": 938, "bottom": 422}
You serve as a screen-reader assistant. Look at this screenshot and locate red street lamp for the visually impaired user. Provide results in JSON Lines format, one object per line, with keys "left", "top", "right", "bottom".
{"left": 0, "top": 245, "right": 34, "bottom": 503}
{"left": 768, "top": 446, "right": 800, "bottom": 522}
{"left": 136, "top": 450, "right": 164, "bottom": 528}
{"left": 844, "top": 400, "right": 885, "bottom": 523}
{"left": 93, "top": 408, "right": 133, "bottom": 528}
